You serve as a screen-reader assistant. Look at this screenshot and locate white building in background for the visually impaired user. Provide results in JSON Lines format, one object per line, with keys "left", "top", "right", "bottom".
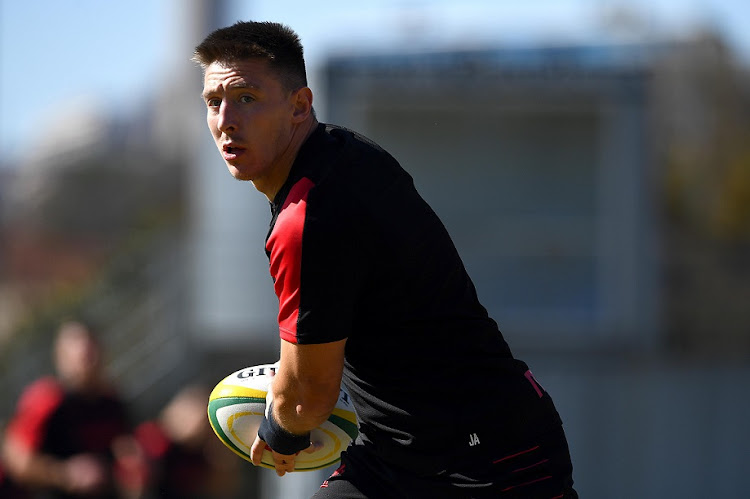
{"left": 322, "top": 45, "right": 661, "bottom": 351}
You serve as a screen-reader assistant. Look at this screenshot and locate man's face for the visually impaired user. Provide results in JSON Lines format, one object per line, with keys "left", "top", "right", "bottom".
{"left": 202, "top": 59, "right": 297, "bottom": 188}
{"left": 55, "top": 323, "right": 102, "bottom": 390}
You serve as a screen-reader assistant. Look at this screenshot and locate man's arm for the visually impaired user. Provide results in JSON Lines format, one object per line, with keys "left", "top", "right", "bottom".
{"left": 2, "top": 436, "right": 109, "bottom": 494}
{"left": 274, "top": 338, "right": 347, "bottom": 433}
{"left": 250, "top": 338, "right": 346, "bottom": 475}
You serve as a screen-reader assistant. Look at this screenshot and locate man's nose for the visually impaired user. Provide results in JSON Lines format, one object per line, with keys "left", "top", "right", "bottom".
{"left": 217, "top": 102, "right": 237, "bottom": 133}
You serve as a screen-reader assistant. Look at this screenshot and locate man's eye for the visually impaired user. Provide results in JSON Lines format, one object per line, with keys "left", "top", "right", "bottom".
{"left": 206, "top": 98, "right": 221, "bottom": 107}
{"left": 239, "top": 95, "right": 254, "bottom": 103}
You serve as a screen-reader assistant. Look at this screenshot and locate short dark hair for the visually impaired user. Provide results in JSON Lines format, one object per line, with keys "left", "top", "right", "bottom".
{"left": 193, "top": 21, "right": 308, "bottom": 92}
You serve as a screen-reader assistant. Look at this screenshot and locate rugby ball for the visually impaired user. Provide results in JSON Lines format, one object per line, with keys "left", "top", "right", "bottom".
{"left": 207, "top": 363, "right": 358, "bottom": 471}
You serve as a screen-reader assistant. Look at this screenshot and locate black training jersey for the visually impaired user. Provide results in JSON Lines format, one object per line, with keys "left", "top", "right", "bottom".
{"left": 266, "top": 124, "right": 560, "bottom": 472}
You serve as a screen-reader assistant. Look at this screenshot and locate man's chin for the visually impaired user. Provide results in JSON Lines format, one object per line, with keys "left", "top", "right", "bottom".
{"left": 227, "top": 166, "right": 253, "bottom": 181}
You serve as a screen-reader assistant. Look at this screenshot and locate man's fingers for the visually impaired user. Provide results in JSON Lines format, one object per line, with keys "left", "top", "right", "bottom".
{"left": 272, "top": 451, "right": 297, "bottom": 476}
{"left": 250, "top": 436, "right": 266, "bottom": 466}
{"left": 253, "top": 436, "right": 316, "bottom": 474}
{"left": 275, "top": 459, "right": 287, "bottom": 477}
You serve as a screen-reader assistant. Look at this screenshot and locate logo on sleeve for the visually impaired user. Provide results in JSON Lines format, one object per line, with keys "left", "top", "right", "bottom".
{"left": 468, "top": 432, "right": 480, "bottom": 447}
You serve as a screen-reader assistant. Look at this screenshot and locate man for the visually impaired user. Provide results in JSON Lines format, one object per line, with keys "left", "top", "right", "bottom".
{"left": 133, "top": 385, "right": 242, "bottom": 498}
{"left": 193, "top": 21, "right": 577, "bottom": 498}
{"left": 2, "top": 321, "right": 136, "bottom": 498}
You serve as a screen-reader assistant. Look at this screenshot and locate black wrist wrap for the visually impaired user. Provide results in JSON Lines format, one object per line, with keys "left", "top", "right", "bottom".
{"left": 257, "top": 402, "right": 311, "bottom": 455}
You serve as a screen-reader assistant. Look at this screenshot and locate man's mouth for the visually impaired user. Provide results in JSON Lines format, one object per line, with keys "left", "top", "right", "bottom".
{"left": 223, "top": 144, "right": 244, "bottom": 160}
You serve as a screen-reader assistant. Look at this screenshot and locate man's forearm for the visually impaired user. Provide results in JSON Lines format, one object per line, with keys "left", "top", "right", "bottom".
{"left": 2, "top": 440, "right": 67, "bottom": 489}
{"left": 271, "top": 380, "right": 335, "bottom": 436}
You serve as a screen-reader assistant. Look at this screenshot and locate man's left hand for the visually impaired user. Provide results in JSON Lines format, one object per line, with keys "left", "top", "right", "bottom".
{"left": 250, "top": 436, "right": 320, "bottom": 476}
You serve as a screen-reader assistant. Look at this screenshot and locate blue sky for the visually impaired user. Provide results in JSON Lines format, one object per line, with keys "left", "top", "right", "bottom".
{"left": 1, "top": 0, "right": 748, "bottom": 166}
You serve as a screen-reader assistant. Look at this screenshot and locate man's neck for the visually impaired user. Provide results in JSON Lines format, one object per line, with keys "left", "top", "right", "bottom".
{"left": 256, "top": 117, "right": 319, "bottom": 202}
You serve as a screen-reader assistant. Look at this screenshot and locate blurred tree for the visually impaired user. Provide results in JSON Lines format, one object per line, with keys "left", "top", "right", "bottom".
{"left": 0, "top": 114, "right": 186, "bottom": 375}
{"left": 653, "top": 31, "right": 750, "bottom": 356}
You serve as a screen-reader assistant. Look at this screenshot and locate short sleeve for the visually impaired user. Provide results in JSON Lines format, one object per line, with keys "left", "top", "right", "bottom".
{"left": 266, "top": 176, "right": 367, "bottom": 345}
{"left": 4, "top": 377, "right": 64, "bottom": 451}
{"left": 267, "top": 177, "right": 315, "bottom": 343}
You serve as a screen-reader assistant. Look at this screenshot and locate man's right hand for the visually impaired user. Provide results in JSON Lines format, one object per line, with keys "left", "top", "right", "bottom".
{"left": 62, "top": 454, "right": 108, "bottom": 494}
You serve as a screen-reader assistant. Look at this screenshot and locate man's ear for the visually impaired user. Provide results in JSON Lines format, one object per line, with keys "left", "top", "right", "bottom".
{"left": 291, "top": 87, "right": 313, "bottom": 122}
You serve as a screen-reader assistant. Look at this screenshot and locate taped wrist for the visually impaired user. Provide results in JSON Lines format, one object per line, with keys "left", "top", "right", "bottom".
{"left": 258, "top": 402, "right": 311, "bottom": 455}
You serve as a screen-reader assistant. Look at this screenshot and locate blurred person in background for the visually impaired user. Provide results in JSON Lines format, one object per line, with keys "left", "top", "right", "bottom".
{"left": 133, "top": 385, "right": 241, "bottom": 498}
{"left": 1, "top": 320, "right": 143, "bottom": 498}
{"left": 192, "top": 21, "right": 576, "bottom": 498}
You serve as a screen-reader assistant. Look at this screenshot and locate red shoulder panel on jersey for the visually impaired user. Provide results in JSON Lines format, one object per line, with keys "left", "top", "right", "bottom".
{"left": 5, "top": 377, "right": 64, "bottom": 451}
{"left": 266, "top": 177, "right": 315, "bottom": 344}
